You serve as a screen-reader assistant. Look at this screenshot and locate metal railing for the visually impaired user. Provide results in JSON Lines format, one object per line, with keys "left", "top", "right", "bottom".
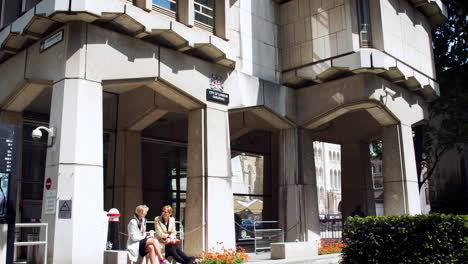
{"left": 253, "top": 221, "right": 283, "bottom": 254}
{"left": 320, "top": 218, "right": 342, "bottom": 241}
{"left": 14, "top": 223, "right": 48, "bottom": 264}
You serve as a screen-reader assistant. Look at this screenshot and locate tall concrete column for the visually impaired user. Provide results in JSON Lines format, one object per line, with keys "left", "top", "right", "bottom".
{"left": 185, "top": 108, "right": 235, "bottom": 255}
{"left": 40, "top": 79, "right": 105, "bottom": 263}
{"left": 298, "top": 129, "right": 321, "bottom": 244}
{"left": 113, "top": 130, "right": 143, "bottom": 228}
{"left": 382, "top": 124, "right": 421, "bottom": 215}
{"left": 278, "top": 128, "right": 320, "bottom": 243}
{"left": 341, "top": 143, "right": 375, "bottom": 218}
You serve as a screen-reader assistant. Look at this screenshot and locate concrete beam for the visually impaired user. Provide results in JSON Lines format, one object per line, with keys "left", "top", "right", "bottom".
{"left": 0, "top": 80, "right": 51, "bottom": 112}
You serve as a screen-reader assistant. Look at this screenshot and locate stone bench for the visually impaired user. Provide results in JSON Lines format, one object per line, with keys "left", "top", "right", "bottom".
{"left": 270, "top": 242, "right": 318, "bottom": 259}
{"left": 104, "top": 250, "right": 150, "bottom": 264}
{"left": 104, "top": 250, "right": 183, "bottom": 264}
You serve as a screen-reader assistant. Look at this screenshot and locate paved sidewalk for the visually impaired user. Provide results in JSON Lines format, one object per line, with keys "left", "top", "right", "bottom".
{"left": 246, "top": 253, "right": 341, "bottom": 264}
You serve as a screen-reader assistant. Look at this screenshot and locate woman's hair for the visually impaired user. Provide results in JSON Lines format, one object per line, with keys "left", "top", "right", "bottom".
{"left": 162, "top": 205, "right": 173, "bottom": 216}
{"left": 135, "top": 205, "right": 149, "bottom": 215}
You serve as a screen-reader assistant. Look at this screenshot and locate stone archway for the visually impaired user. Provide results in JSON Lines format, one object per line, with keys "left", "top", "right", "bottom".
{"left": 297, "top": 74, "right": 426, "bottom": 217}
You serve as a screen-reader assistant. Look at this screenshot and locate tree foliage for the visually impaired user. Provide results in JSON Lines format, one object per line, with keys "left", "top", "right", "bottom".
{"left": 421, "top": 0, "right": 468, "bottom": 190}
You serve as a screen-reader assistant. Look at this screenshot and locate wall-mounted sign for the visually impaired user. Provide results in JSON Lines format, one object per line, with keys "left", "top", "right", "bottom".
{"left": 45, "top": 178, "right": 52, "bottom": 190}
{"left": 206, "top": 74, "right": 229, "bottom": 105}
{"left": 0, "top": 123, "right": 19, "bottom": 224}
{"left": 59, "top": 200, "right": 72, "bottom": 219}
{"left": 40, "top": 30, "right": 64, "bottom": 52}
{"left": 44, "top": 189, "right": 56, "bottom": 215}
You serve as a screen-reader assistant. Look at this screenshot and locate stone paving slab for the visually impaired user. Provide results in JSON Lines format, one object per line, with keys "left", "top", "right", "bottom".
{"left": 246, "top": 253, "right": 341, "bottom": 264}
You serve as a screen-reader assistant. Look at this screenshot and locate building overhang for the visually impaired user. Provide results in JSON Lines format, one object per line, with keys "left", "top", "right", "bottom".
{"left": 273, "top": 0, "right": 448, "bottom": 27}
{"left": 283, "top": 49, "right": 440, "bottom": 102}
{"left": 0, "top": 0, "right": 235, "bottom": 68}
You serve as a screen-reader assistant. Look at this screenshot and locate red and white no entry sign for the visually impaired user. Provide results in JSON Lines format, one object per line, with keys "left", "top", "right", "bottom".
{"left": 45, "top": 178, "right": 52, "bottom": 190}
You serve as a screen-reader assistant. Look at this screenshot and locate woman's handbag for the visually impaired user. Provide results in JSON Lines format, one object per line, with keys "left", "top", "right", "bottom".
{"left": 164, "top": 238, "right": 181, "bottom": 246}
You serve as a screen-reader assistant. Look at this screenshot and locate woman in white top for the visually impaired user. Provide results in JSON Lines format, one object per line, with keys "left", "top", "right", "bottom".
{"left": 127, "top": 205, "right": 170, "bottom": 264}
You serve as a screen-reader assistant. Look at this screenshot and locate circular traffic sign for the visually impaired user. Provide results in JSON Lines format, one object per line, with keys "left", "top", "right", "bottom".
{"left": 45, "top": 178, "right": 52, "bottom": 190}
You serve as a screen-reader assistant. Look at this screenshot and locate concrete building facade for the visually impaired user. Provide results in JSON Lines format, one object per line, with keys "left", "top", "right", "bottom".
{"left": 0, "top": 0, "right": 447, "bottom": 262}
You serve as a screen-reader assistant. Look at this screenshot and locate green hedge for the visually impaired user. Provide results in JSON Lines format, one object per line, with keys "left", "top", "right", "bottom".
{"left": 341, "top": 214, "right": 468, "bottom": 264}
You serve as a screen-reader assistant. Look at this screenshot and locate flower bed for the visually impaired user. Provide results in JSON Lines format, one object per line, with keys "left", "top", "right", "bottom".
{"left": 196, "top": 242, "right": 249, "bottom": 264}
{"left": 319, "top": 238, "right": 344, "bottom": 255}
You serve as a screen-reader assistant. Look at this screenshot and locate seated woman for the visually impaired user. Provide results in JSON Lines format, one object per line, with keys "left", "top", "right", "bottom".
{"left": 127, "top": 205, "right": 171, "bottom": 264}
{"left": 154, "top": 205, "right": 195, "bottom": 264}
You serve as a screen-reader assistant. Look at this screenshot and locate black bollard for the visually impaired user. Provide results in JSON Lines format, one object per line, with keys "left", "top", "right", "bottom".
{"left": 107, "top": 208, "right": 120, "bottom": 250}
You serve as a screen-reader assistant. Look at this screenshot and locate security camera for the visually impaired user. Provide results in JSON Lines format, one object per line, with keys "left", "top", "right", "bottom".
{"left": 31, "top": 126, "right": 56, "bottom": 147}
{"left": 384, "top": 88, "right": 397, "bottom": 97}
{"left": 32, "top": 128, "right": 43, "bottom": 141}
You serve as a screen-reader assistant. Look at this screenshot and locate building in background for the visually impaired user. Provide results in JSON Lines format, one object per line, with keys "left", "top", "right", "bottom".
{"left": 314, "top": 142, "right": 341, "bottom": 218}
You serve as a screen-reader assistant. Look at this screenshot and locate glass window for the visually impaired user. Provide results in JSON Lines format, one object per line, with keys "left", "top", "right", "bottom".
{"left": 153, "top": 0, "right": 177, "bottom": 12}
{"left": 24, "top": 0, "right": 41, "bottom": 12}
{"left": 194, "top": 0, "right": 214, "bottom": 27}
{"left": 232, "top": 152, "right": 264, "bottom": 195}
{"left": 231, "top": 151, "right": 273, "bottom": 245}
{"left": 141, "top": 142, "right": 187, "bottom": 224}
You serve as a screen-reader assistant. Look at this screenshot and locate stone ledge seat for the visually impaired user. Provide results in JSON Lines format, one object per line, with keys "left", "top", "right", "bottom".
{"left": 270, "top": 242, "right": 318, "bottom": 260}
{"left": 104, "top": 250, "right": 155, "bottom": 264}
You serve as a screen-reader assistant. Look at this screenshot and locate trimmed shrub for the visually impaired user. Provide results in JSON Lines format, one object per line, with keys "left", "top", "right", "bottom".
{"left": 341, "top": 214, "right": 468, "bottom": 264}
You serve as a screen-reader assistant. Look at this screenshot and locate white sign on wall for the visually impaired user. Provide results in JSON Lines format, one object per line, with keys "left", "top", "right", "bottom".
{"left": 44, "top": 189, "right": 56, "bottom": 214}
{"left": 40, "top": 30, "right": 64, "bottom": 52}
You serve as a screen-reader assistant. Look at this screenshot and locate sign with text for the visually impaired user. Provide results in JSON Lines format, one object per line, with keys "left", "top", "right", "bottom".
{"left": 206, "top": 89, "right": 230, "bottom": 105}
{"left": 0, "top": 123, "right": 19, "bottom": 224}
{"left": 40, "top": 30, "right": 64, "bottom": 52}
{"left": 206, "top": 74, "right": 229, "bottom": 105}
{"left": 44, "top": 190, "right": 57, "bottom": 215}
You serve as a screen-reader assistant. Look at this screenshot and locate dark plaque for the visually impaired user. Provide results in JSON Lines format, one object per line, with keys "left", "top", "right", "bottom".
{"left": 59, "top": 200, "right": 72, "bottom": 219}
{"left": 206, "top": 89, "right": 230, "bottom": 105}
{"left": 0, "top": 123, "right": 20, "bottom": 264}
{"left": 0, "top": 123, "right": 19, "bottom": 223}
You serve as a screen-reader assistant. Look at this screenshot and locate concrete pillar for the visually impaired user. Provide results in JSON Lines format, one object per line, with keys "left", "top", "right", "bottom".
{"left": 382, "top": 124, "right": 421, "bottom": 215}
{"left": 214, "top": 0, "right": 229, "bottom": 40}
{"left": 40, "top": 79, "right": 105, "bottom": 263}
{"left": 278, "top": 128, "right": 320, "bottom": 244}
{"left": 298, "top": 129, "right": 321, "bottom": 244}
{"left": 185, "top": 108, "right": 235, "bottom": 255}
{"left": 341, "top": 142, "right": 375, "bottom": 218}
{"left": 133, "top": 0, "right": 152, "bottom": 11}
{"left": 113, "top": 130, "right": 143, "bottom": 229}
{"left": 178, "top": 0, "right": 194, "bottom": 27}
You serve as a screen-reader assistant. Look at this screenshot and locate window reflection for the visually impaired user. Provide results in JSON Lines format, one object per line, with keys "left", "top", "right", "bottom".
{"left": 153, "top": 0, "right": 177, "bottom": 12}
{"left": 231, "top": 152, "right": 268, "bottom": 246}
{"left": 194, "top": 0, "right": 214, "bottom": 27}
{"left": 231, "top": 152, "right": 263, "bottom": 195}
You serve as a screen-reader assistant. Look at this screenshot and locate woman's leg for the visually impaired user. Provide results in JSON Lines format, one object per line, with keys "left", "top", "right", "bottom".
{"left": 146, "top": 238, "right": 164, "bottom": 260}
{"left": 165, "top": 246, "right": 187, "bottom": 264}
{"left": 175, "top": 247, "right": 191, "bottom": 262}
{"left": 147, "top": 244, "right": 157, "bottom": 264}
